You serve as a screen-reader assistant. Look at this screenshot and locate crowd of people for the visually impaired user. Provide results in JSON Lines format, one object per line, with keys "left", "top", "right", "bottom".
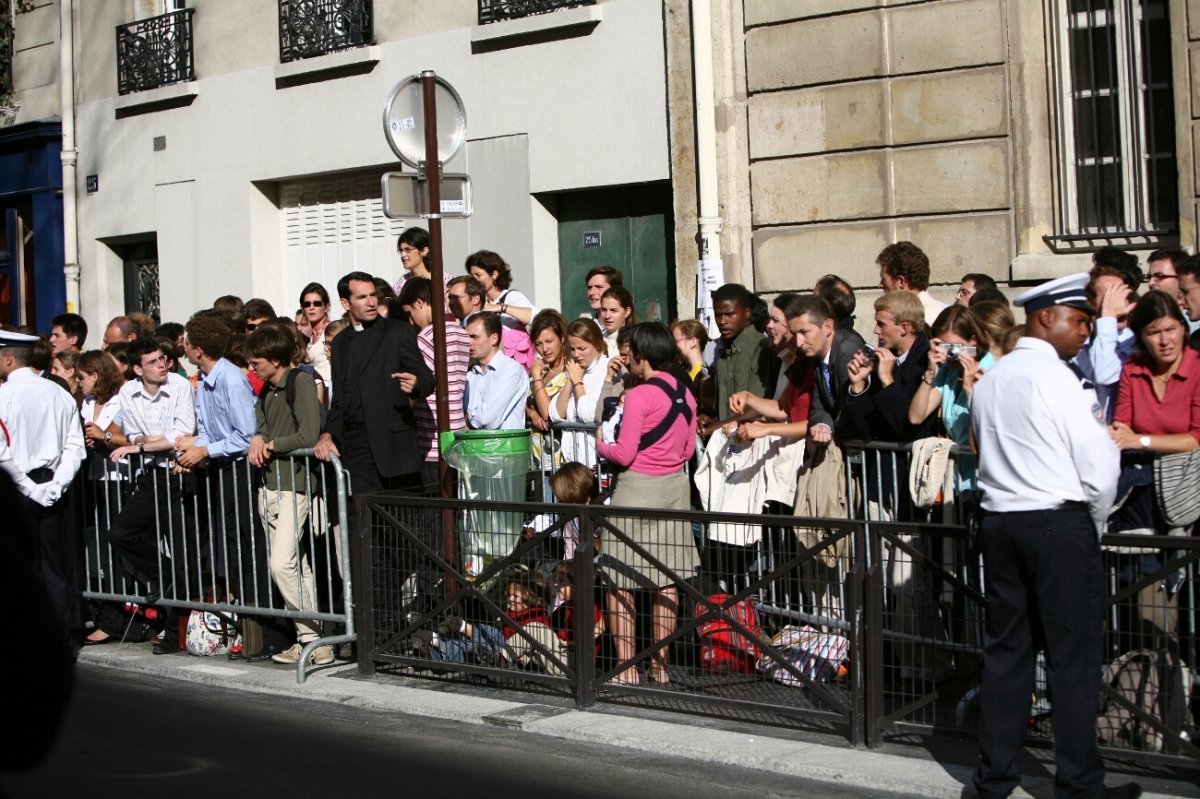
{"left": 2, "top": 229, "right": 1198, "bottom": 796}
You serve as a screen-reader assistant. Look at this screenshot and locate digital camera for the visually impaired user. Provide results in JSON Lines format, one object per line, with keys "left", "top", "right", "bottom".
{"left": 939, "top": 342, "right": 977, "bottom": 361}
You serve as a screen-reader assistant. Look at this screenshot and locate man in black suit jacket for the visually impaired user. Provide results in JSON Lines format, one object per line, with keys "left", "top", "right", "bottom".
{"left": 843, "top": 292, "right": 939, "bottom": 445}
{"left": 314, "top": 271, "right": 434, "bottom": 496}
{"left": 842, "top": 290, "right": 951, "bottom": 682}
{"left": 785, "top": 294, "right": 866, "bottom": 444}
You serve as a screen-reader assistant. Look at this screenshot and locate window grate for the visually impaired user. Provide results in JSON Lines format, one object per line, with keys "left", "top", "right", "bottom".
{"left": 115, "top": 8, "right": 196, "bottom": 96}
{"left": 278, "top": 0, "right": 373, "bottom": 63}
{"left": 1045, "top": 0, "right": 1178, "bottom": 249}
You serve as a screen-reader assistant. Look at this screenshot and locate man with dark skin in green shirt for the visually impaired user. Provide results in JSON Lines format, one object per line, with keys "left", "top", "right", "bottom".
{"left": 698, "top": 284, "right": 776, "bottom": 435}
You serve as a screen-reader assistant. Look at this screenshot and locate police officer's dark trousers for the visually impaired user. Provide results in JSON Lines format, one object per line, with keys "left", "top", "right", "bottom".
{"left": 974, "top": 503, "right": 1105, "bottom": 799}
{"left": 24, "top": 468, "right": 82, "bottom": 643}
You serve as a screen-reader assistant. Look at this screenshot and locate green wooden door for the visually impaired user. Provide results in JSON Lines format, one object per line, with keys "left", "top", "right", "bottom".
{"left": 556, "top": 183, "right": 675, "bottom": 323}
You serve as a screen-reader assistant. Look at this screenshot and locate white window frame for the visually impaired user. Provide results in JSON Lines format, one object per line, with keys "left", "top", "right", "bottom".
{"left": 1048, "top": 0, "right": 1176, "bottom": 242}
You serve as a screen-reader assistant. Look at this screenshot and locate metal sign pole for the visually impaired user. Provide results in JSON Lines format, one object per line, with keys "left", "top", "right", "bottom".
{"left": 419, "top": 70, "right": 459, "bottom": 583}
{"left": 421, "top": 70, "right": 450, "bottom": 493}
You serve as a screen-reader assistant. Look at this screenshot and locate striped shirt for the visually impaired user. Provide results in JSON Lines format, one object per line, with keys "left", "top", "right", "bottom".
{"left": 415, "top": 320, "right": 471, "bottom": 462}
{"left": 115, "top": 372, "right": 196, "bottom": 466}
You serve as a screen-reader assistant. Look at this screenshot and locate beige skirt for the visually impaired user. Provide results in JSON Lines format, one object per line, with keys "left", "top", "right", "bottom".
{"left": 598, "top": 469, "right": 699, "bottom": 591}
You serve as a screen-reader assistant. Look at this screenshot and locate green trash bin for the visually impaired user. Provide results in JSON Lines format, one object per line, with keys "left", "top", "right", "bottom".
{"left": 441, "top": 429, "right": 531, "bottom": 577}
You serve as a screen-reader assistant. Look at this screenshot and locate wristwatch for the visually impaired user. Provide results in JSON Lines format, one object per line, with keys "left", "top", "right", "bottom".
{"left": 1139, "top": 435, "right": 1151, "bottom": 449}
{"left": 103, "top": 431, "right": 113, "bottom": 445}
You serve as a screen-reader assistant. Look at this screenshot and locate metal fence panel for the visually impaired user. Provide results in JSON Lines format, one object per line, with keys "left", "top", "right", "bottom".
{"left": 79, "top": 450, "right": 352, "bottom": 683}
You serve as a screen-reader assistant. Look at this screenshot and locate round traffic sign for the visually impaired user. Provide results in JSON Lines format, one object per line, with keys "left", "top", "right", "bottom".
{"left": 382, "top": 73, "right": 467, "bottom": 168}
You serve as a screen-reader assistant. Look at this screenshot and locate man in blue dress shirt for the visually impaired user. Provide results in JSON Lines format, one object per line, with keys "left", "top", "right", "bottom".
{"left": 174, "top": 311, "right": 290, "bottom": 658}
{"left": 464, "top": 312, "right": 529, "bottom": 431}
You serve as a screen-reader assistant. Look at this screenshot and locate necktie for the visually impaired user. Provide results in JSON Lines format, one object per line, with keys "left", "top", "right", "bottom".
{"left": 820, "top": 361, "right": 833, "bottom": 396}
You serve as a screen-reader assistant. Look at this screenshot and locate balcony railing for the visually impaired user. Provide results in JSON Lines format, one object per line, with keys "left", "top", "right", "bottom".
{"left": 115, "top": 8, "right": 195, "bottom": 96}
{"left": 278, "top": 0, "right": 373, "bottom": 63}
{"left": 478, "top": 0, "right": 596, "bottom": 25}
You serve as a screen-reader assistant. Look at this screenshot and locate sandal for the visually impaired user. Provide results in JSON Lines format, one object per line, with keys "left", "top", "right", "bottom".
{"left": 646, "top": 656, "right": 671, "bottom": 685}
{"left": 609, "top": 667, "right": 641, "bottom": 686}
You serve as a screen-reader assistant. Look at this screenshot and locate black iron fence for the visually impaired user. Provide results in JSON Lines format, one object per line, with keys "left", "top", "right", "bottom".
{"left": 115, "top": 8, "right": 195, "bottom": 96}
{"left": 356, "top": 493, "right": 866, "bottom": 740}
{"left": 278, "top": 0, "right": 373, "bottom": 63}
{"left": 354, "top": 438, "right": 1199, "bottom": 766}
{"left": 478, "top": 0, "right": 596, "bottom": 26}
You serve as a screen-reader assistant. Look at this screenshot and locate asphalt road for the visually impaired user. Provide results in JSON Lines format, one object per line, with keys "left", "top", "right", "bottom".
{"left": 2, "top": 665, "right": 911, "bottom": 799}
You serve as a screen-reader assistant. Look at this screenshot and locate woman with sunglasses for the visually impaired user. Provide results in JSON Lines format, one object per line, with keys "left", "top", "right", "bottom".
{"left": 299, "top": 282, "right": 333, "bottom": 386}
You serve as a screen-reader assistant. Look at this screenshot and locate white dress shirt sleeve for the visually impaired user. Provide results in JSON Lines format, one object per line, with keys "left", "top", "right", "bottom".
{"left": 53, "top": 399, "right": 86, "bottom": 491}
{"left": 1048, "top": 377, "right": 1120, "bottom": 535}
{"left": 1083, "top": 316, "right": 1122, "bottom": 386}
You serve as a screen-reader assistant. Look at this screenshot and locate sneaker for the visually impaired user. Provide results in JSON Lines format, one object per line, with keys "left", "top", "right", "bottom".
{"left": 271, "top": 643, "right": 303, "bottom": 664}
{"left": 272, "top": 643, "right": 336, "bottom": 666}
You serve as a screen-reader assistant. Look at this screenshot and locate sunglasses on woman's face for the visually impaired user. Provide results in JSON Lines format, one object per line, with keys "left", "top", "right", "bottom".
{"left": 302, "top": 300, "right": 326, "bottom": 308}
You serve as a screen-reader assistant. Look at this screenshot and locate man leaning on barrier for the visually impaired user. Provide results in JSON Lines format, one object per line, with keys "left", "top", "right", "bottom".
{"left": 246, "top": 325, "right": 332, "bottom": 667}
{"left": 99, "top": 338, "right": 197, "bottom": 651}
{"left": 174, "top": 311, "right": 292, "bottom": 659}
{"left": 970, "top": 273, "right": 1140, "bottom": 799}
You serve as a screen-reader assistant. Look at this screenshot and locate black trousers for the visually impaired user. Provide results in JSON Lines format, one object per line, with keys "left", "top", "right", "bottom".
{"left": 104, "top": 469, "right": 193, "bottom": 587}
{"left": 103, "top": 469, "right": 198, "bottom": 645}
{"left": 974, "top": 504, "right": 1105, "bottom": 799}
{"left": 196, "top": 460, "right": 290, "bottom": 649}
{"left": 25, "top": 475, "right": 82, "bottom": 643}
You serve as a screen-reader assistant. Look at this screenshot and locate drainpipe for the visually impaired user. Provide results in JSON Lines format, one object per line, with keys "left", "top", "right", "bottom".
{"left": 59, "top": 0, "right": 80, "bottom": 314}
{"left": 691, "top": 0, "right": 722, "bottom": 337}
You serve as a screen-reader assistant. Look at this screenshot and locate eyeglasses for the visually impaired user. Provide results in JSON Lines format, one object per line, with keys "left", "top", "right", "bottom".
{"left": 955, "top": 288, "right": 973, "bottom": 297}
{"left": 1180, "top": 283, "right": 1200, "bottom": 296}
{"left": 1148, "top": 272, "right": 1177, "bottom": 283}
{"left": 301, "top": 300, "right": 325, "bottom": 308}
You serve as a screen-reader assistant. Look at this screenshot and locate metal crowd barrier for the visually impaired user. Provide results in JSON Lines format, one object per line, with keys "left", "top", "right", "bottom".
{"left": 79, "top": 448, "right": 353, "bottom": 683}
{"left": 355, "top": 433, "right": 1199, "bottom": 768}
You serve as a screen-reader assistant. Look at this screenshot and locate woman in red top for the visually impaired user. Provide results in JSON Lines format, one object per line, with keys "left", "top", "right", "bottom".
{"left": 1110, "top": 291, "right": 1200, "bottom": 455}
{"left": 1108, "top": 290, "right": 1199, "bottom": 650}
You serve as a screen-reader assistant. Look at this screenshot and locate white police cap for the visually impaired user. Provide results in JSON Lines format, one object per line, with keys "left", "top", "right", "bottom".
{"left": 1013, "top": 272, "right": 1094, "bottom": 314}
{"left": 0, "top": 330, "right": 39, "bottom": 348}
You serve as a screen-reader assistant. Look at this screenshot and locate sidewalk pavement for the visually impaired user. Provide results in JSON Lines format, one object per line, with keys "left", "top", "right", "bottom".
{"left": 78, "top": 643, "right": 1196, "bottom": 799}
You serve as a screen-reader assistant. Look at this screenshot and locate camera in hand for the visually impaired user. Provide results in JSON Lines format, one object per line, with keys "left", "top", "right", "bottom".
{"left": 857, "top": 347, "right": 880, "bottom": 365}
{"left": 601, "top": 395, "right": 621, "bottom": 423}
{"left": 938, "top": 342, "right": 978, "bottom": 361}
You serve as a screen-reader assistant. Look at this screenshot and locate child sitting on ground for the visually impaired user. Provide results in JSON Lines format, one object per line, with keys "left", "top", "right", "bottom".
{"left": 410, "top": 569, "right": 570, "bottom": 675}
{"left": 549, "top": 561, "right": 606, "bottom": 655}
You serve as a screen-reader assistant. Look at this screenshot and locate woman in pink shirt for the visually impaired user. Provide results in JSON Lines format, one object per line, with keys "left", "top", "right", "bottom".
{"left": 595, "top": 323, "right": 699, "bottom": 685}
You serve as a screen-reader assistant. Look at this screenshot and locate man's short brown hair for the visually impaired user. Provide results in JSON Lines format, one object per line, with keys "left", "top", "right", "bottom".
{"left": 185, "top": 312, "right": 233, "bottom": 360}
{"left": 877, "top": 241, "right": 931, "bottom": 291}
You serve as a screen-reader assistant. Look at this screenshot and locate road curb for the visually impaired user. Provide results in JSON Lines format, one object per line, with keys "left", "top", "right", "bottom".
{"left": 78, "top": 646, "right": 1187, "bottom": 799}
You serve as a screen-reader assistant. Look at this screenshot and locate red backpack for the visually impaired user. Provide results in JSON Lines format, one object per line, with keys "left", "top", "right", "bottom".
{"left": 696, "top": 593, "right": 761, "bottom": 673}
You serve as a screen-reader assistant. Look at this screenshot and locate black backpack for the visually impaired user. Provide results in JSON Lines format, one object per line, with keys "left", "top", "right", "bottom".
{"left": 257, "top": 367, "right": 327, "bottom": 430}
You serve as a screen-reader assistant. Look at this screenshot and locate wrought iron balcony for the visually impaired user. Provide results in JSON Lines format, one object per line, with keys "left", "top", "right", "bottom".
{"left": 278, "top": 0, "right": 373, "bottom": 63}
{"left": 115, "top": 8, "right": 195, "bottom": 96}
{"left": 478, "top": 0, "right": 596, "bottom": 25}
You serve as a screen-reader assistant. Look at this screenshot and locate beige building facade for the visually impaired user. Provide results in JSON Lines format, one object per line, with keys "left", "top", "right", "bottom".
{"left": 674, "top": 0, "right": 1200, "bottom": 309}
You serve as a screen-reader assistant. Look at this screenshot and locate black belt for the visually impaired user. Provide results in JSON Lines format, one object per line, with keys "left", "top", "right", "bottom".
{"left": 27, "top": 468, "right": 54, "bottom": 484}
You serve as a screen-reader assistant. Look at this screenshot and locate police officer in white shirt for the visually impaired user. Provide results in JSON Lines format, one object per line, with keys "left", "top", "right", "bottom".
{"left": 970, "top": 274, "right": 1139, "bottom": 799}
{"left": 0, "top": 330, "right": 87, "bottom": 648}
